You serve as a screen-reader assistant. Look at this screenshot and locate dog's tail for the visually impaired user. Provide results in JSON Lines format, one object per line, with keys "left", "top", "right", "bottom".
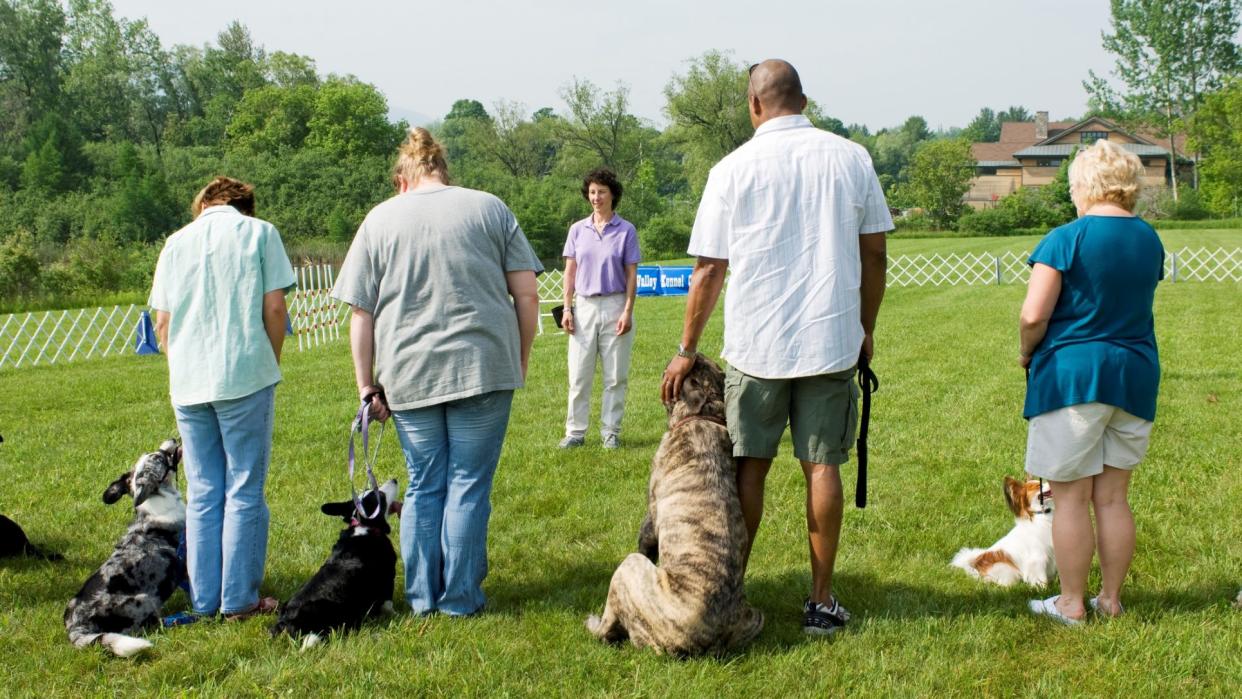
{"left": 69, "top": 629, "right": 152, "bottom": 657}
{"left": 300, "top": 633, "right": 323, "bottom": 651}
{"left": 952, "top": 547, "right": 1022, "bottom": 586}
{"left": 100, "top": 632, "right": 153, "bottom": 657}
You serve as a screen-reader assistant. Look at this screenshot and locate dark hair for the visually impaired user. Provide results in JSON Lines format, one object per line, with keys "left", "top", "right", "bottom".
{"left": 193, "top": 176, "right": 255, "bottom": 217}
{"left": 581, "top": 167, "right": 623, "bottom": 208}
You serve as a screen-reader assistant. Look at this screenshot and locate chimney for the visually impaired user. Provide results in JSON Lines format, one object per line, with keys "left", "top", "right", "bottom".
{"left": 1035, "top": 111, "right": 1049, "bottom": 140}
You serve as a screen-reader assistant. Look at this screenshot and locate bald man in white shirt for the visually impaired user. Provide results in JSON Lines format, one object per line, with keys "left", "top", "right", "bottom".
{"left": 662, "top": 59, "right": 891, "bottom": 636}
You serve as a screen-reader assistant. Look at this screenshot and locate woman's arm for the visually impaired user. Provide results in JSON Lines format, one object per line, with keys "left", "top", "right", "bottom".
{"left": 154, "top": 311, "right": 170, "bottom": 358}
{"left": 349, "top": 306, "right": 389, "bottom": 421}
{"left": 561, "top": 257, "right": 577, "bottom": 334}
{"left": 507, "top": 270, "right": 539, "bottom": 380}
{"left": 262, "top": 289, "right": 287, "bottom": 364}
{"left": 1018, "top": 263, "right": 1062, "bottom": 367}
{"left": 616, "top": 262, "right": 637, "bottom": 335}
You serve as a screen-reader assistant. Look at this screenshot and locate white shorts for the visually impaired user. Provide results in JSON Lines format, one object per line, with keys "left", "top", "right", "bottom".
{"left": 1025, "top": 403, "right": 1153, "bottom": 482}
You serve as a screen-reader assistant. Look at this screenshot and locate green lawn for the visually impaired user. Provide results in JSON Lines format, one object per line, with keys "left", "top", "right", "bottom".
{"left": 1, "top": 270, "right": 1239, "bottom": 695}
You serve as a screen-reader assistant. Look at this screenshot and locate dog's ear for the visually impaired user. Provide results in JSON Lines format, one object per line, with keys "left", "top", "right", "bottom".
{"left": 102, "top": 471, "right": 133, "bottom": 504}
{"left": 321, "top": 501, "right": 355, "bottom": 520}
{"left": 1002, "top": 476, "right": 1028, "bottom": 518}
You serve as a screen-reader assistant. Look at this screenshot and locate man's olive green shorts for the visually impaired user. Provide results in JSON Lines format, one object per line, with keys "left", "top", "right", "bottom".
{"left": 724, "top": 364, "right": 859, "bottom": 465}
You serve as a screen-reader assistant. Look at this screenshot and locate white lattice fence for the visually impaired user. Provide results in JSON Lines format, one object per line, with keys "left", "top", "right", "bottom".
{"left": 287, "top": 263, "right": 348, "bottom": 350}
{"left": 537, "top": 269, "right": 565, "bottom": 335}
{"left": 0, "top": 304, "right": 140, "bottom": 369}
{"left": 1167, "top": 247, "right": 1242, "bottom": 282}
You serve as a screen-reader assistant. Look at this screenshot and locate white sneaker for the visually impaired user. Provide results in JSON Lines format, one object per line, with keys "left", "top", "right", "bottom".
{"left": 558, "top": 436, "right": 585, "bottom": 449}
{"left": 602, "top": 434, "right": 620, "bottom": 449}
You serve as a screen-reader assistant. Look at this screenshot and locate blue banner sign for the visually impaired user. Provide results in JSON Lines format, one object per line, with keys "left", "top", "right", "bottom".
{"left": 637, "top": 266, "right": 662, "bottom": 296}
{"left": 658, "top": 266, "right": 693, "bottom": 296}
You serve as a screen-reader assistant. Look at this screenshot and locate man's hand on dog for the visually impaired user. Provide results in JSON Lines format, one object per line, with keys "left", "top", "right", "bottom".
{"left": 662, "top": 355, "right": 695, "bottom": 403}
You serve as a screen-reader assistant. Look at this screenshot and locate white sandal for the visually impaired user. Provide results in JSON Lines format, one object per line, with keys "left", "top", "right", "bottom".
{"left": 1028, "top": 595, "right": 1084, "bottom": 626}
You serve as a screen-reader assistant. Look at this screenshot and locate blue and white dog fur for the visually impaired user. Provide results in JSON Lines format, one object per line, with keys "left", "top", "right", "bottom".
{"left": 64, "top": 439, "right": 186, "bottom": 657}
{"left": 271, "top": 479, "right": 400, "bottom": 650}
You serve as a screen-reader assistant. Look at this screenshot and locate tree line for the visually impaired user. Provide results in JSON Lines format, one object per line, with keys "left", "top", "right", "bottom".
{"left": 1, "top": 0, "right": 1239, "bottom": 308}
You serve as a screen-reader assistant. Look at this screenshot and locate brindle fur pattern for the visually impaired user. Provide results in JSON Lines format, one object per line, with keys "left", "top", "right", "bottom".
{"left": 587, "top": 356, "right": 763, "bottom": 656}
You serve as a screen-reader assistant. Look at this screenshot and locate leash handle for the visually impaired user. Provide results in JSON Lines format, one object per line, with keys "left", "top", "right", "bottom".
{"left": 348, "top": 401, "right": 384, "bottom": 520}
{"left": 856, "top": 353, "right": 879, "bottom": 509}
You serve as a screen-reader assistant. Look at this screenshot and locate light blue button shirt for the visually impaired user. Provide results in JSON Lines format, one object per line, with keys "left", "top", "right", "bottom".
{"left": 148, "top": 205, "right": 297, "bottom": 405}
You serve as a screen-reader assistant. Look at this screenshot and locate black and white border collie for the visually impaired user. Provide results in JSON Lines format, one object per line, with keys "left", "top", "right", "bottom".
{"left": 271, "top": 479, "right": 401, "bottom": 649}
{"left": 64, "top": 439, "right": 186, "bottom": 657}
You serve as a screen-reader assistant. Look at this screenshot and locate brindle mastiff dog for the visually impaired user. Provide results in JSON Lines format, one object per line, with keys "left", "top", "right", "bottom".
{"left": 587, "top": 356, "right": 763, "bottom": 656}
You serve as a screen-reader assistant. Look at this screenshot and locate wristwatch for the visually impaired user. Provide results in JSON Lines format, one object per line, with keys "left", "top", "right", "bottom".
{"left": 676, "top": 343, "right": 696, "bottom": 359}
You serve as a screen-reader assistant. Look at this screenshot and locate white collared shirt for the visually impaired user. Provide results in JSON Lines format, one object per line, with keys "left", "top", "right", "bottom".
{"left": 688, "top": 114, "right": 893, "bottom": 378}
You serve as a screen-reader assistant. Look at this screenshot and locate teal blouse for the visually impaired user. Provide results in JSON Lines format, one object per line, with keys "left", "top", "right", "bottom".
{"left": 1023, "top": 215, "right": 1164, "bottom": 421}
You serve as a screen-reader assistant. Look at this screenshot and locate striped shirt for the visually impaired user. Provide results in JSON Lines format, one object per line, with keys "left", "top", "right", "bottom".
{"left": 688, "top": 114, "right": 892, "bottom": 378}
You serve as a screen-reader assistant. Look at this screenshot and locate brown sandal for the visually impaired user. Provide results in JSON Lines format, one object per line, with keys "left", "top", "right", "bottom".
{"left": 224, "top": 596, "right": 279, "bottom": 621}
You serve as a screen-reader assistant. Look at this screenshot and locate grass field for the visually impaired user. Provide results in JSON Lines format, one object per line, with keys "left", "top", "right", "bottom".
{"left": 1, "top": 246, "right": 1240, "bottom": 696}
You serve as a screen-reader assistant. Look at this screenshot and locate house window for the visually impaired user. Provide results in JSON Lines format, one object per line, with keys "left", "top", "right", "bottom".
{"left": 978, "top": 166, "right": 998, "bottom": 175}
{"left": 1036, "top": 159, "right": 1063, "bottom": 167}
{"left": 1080, "top": 131, "right": 1108, "bottom": 144}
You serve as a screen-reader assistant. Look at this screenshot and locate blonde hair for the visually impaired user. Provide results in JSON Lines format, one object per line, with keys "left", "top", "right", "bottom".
{"left": 191, "top": 176, "right": 255, "bottom": 217}
{"left": 1068, "top": 139, "right": 1144, "bottom": 212}
{"left": 393, "top": 127, "right": 450, "bottom": 187}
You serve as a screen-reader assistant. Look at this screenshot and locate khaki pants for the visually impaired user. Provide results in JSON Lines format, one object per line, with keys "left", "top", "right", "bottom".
{"left": 565, "top": 294, "right": 634, "bottom": 440}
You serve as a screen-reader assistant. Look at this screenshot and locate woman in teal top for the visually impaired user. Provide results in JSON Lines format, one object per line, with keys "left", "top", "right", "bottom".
{"left": 1018, "top": 140, "right": 1163, "bottom": 624}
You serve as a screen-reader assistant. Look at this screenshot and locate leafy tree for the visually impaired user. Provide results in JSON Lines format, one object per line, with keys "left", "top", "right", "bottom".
{"left": 962, "top": 107, "right": 1001, "bottom": 142}
{"left": 305, "top": 77, "right": 403, "bottom": 159}
{"left": 226, "top": 84, "right": 316, "bottom": 153}
{"left": 996, "top": 106, "right": 1033, "bottom": 123}
{"left": 1190, "top": 79, "right": 1242, "bottom": 216}
{"left": 663, "top": 50, "right": 751, "bottom": 189}
{"left": 555, "top": 78, "right": 649, "bottom": 181}
{"left": 0, "top": 0, "right": 66, "bottom": 131}
{"left": 1085, "top": 0, "right": 1242, "bottom": 194}
{"left": 108, "top": 141, "right": 179, "bottom": 243}
{"left": 805, "top": 99, "right": 849, "bottom": 138}
{"left": 265, "top": 51, "right": 318, "bottom": 88}
{"left": 895, "top": 138, "right": 974, "bottom": 228}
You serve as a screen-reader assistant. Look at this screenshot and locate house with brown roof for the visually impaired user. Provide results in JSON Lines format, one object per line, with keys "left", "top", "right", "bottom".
{"left": 966, "top": 111, "right": 1190, "bottom": 208}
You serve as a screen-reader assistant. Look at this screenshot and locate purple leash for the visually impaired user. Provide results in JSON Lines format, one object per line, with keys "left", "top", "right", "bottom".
{"left": 348, "top": 401, "right": 384, "bottom": 520}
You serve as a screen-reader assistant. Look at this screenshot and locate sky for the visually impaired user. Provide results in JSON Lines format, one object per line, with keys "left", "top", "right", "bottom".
{"left": 109, "top": 0, "right": 1121, "bottom": 131}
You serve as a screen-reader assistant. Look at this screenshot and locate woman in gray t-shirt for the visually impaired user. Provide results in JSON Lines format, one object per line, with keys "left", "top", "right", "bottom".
{"left": 331, "top": 128, "right": 543, "bottom": 616}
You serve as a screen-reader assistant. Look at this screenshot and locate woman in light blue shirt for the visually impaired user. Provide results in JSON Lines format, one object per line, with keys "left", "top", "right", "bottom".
{"left": 149, "top": 176, "right": 296, "bottom": 620}
{"left": 1018, "top": 140, "right": 1163, "bottom": 624}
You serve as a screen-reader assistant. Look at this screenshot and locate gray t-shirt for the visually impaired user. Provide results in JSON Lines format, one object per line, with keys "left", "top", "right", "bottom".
{"left": 331, "top": 186, "right": 544, "bottom": 410}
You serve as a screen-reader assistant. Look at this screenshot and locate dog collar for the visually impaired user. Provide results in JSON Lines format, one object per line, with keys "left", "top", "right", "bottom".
{"left": 670, "top": 414, "right": 727, "bottom": 431}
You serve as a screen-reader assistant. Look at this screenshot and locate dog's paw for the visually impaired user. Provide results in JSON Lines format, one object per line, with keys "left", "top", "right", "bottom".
{"left": 585, "top": 615, "right": 603, "bottom": 635}
{"left": 300, "top": 634, "right": 323, "bottom": 651}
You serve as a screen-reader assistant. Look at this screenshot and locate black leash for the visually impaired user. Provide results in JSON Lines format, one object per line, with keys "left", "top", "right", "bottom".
{"left": 856, "top": 353, "right": 879, "bottom": 509}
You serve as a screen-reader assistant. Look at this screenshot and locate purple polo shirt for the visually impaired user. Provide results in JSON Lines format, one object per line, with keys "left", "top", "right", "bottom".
{"left": 562, "top": 214, "right": 641, "bottom": 296}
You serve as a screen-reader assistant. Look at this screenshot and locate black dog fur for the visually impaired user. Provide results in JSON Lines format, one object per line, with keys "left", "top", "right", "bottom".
{"left": 0, "top": 435, "right": 63, "bottom": 561}
{"left": 271, "top": 480, "right": 399, "bottom": 648}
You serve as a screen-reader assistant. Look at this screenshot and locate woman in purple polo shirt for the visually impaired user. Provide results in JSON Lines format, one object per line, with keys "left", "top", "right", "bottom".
{"left": 559, "top": 168, "right": 641, "bottom": 450}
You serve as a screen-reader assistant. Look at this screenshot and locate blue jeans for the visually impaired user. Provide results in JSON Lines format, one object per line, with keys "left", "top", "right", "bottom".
{"left": 173, "top": 384, "right": 275, "bottom": 615}
{"left": 392, "top": 390, "right": 514, "bottom": 615}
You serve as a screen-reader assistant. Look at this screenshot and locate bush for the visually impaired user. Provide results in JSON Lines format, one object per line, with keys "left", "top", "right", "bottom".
{"left": 893, "top": 211, "right": 933, "bottom": 231}
{"left": 958, "top": 187, "right": 1070, "bottom": 235}
{"left": 0, "top": 230, "right": 42, "bottom": 298}
{"left": 640, "top": 206, "right": 694, "bottom": 260}
{"left": 1138, "top": 185, "right": 1212, "bottom": 220}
